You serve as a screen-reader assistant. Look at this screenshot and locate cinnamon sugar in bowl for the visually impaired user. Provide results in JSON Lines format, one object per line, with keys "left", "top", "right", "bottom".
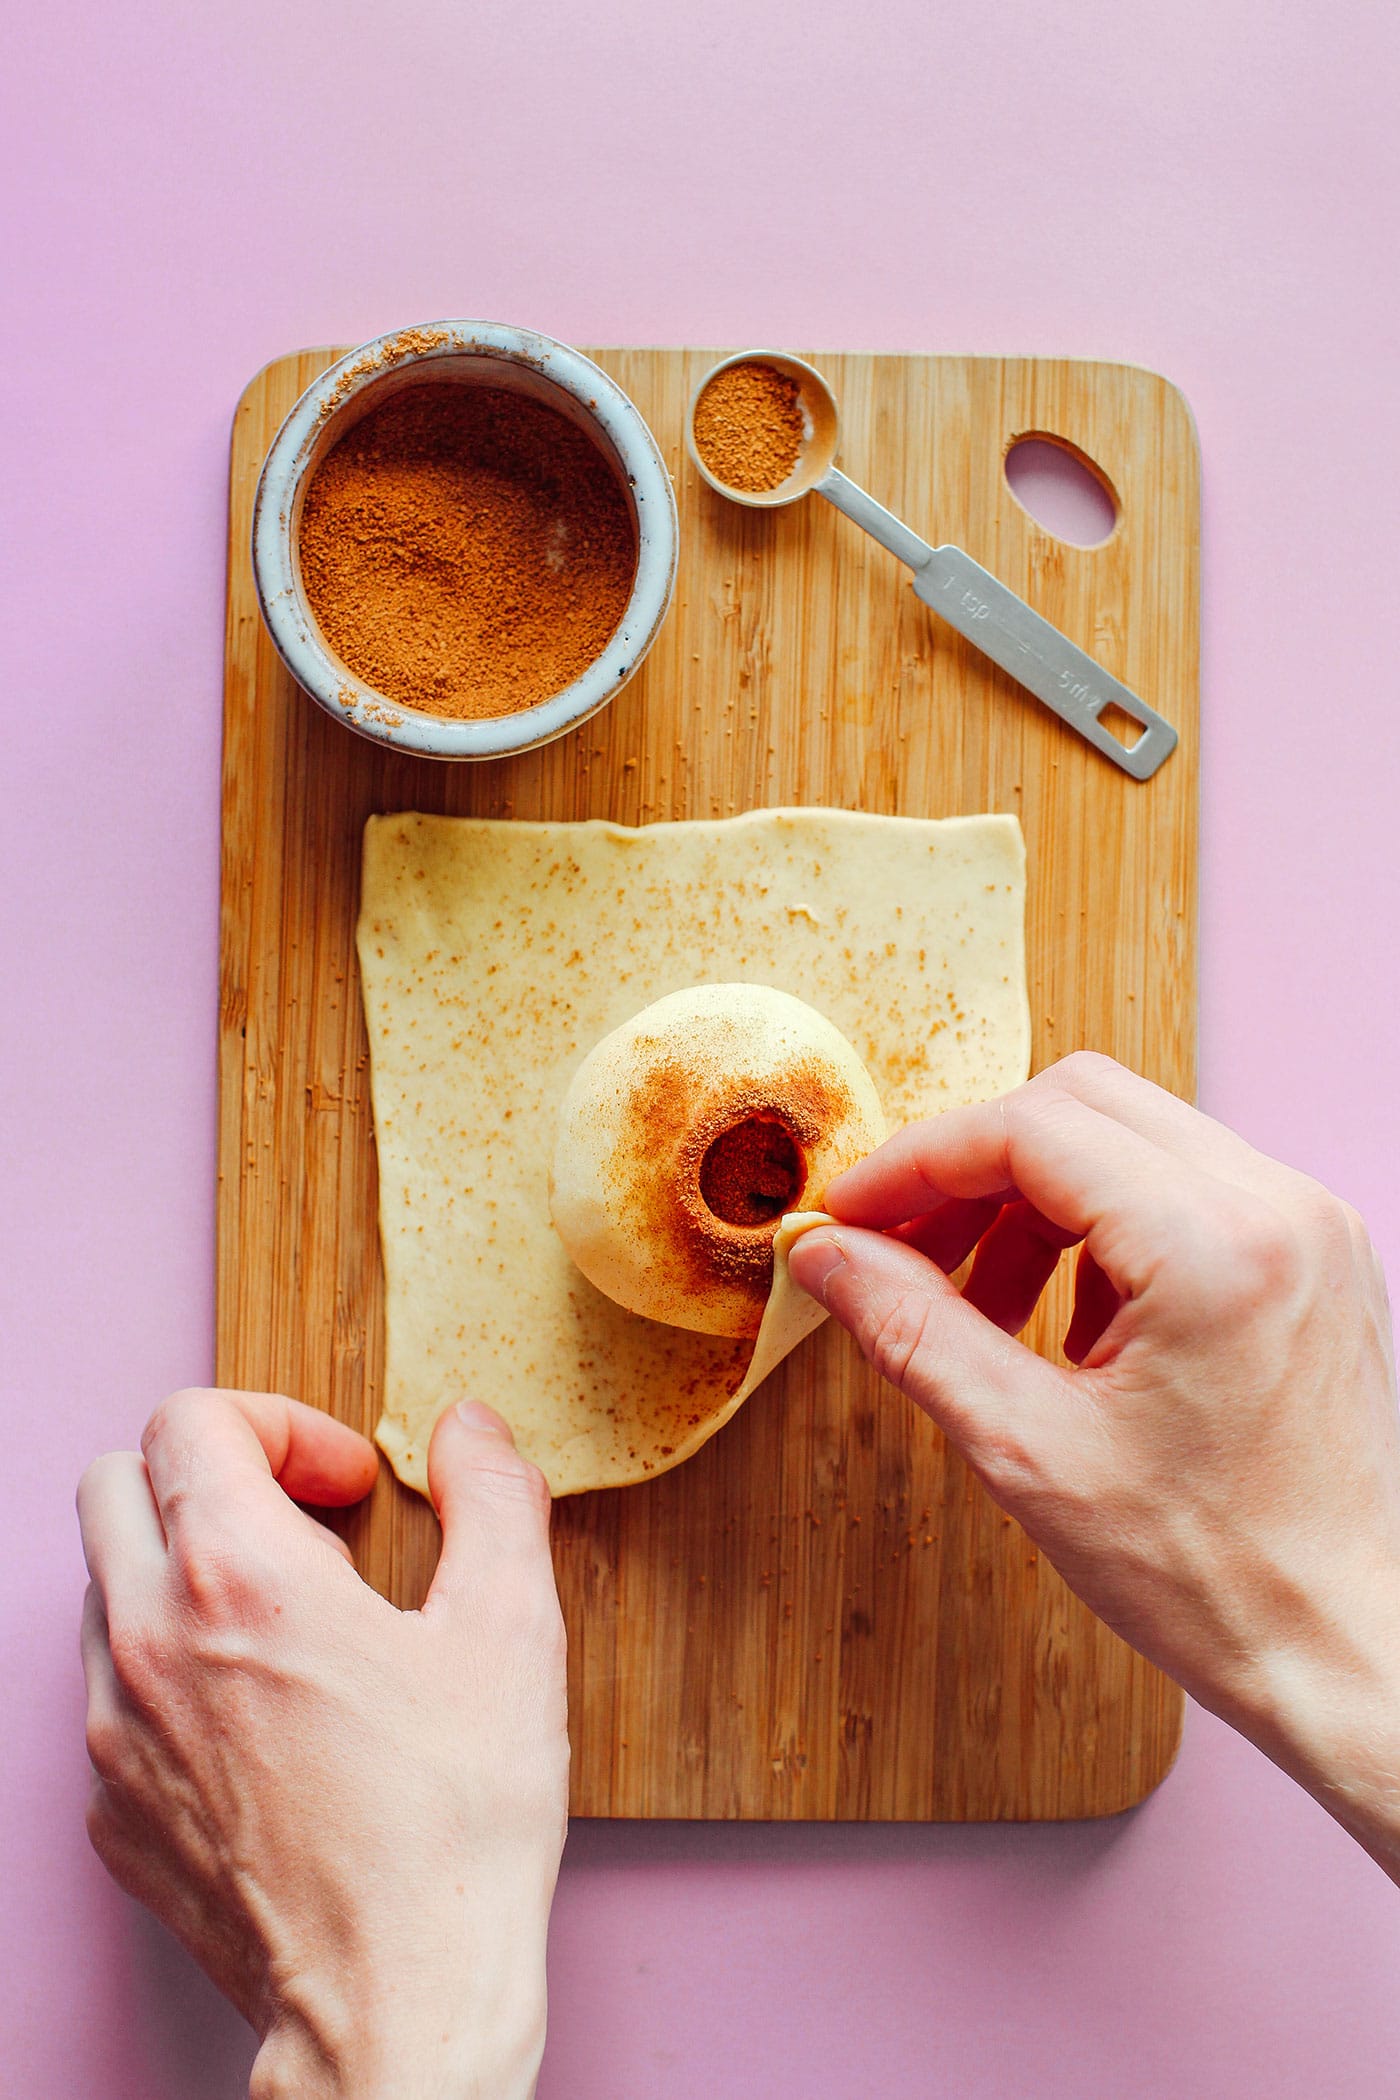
{"left": 252, "top": 322, "right": 678, "bottom": 760}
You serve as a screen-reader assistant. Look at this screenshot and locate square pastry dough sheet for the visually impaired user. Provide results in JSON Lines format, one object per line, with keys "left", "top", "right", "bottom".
{"left": 358, "top": 808, "right": 1029, "bottom": 1496}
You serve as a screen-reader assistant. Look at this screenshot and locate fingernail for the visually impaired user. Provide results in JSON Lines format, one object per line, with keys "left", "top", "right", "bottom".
{"left": 455, "top": 1400, "right": 508, "bottom": 1438}
{"left": 790, "top": 1231, "right": 845, "bottom": 1305}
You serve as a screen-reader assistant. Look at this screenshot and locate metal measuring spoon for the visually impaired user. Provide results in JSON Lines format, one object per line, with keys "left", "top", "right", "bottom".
{"left": 686, "top": 351, "right": 1177, "bottom": 782}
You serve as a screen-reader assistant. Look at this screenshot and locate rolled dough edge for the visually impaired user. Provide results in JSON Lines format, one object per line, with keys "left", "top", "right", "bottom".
{"left": 373, "top": 1211, "right": 834, "bottom": 1500}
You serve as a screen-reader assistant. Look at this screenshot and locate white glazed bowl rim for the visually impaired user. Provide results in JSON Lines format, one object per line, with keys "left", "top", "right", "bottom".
{"left": 251, "top": 321, "right": 678, "bottom": 759}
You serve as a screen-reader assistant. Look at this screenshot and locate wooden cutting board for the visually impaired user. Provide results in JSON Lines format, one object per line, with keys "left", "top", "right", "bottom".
{"left": 218, "top": 347, "right": 1197, "bottom": 1820}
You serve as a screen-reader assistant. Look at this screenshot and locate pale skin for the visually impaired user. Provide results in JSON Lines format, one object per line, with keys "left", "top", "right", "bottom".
{"left": 78, "top": 1396, "right": 568, "bottom": 2099}
{"left": 79, "top": 1054, "right": 1400, "bottom": 2096}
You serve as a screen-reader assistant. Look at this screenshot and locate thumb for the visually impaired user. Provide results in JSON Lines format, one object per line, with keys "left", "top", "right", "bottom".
{"left": 787, "top": 1225, "right": 1085, "bottom": 1494}
{"left": 424, "top": 1400, "right": 554, "bottom": 1613}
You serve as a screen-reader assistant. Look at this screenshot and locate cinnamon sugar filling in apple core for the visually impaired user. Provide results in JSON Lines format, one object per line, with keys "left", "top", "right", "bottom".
{"left": 698, "top": 1114, "right": 805, "bottom": 1229}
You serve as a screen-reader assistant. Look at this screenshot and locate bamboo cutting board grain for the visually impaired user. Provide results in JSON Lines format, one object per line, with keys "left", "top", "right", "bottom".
{"left": 219, "top": 347, "right": 1197, "bottom": 1819}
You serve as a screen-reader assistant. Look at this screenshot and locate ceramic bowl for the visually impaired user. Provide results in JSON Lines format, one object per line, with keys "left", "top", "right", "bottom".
{"left": 252, "top": 320, "right": 678, "bottom": 760}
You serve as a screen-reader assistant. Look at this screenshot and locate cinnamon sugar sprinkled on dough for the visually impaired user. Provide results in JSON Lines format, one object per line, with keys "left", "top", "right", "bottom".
{"left": 358, "top": 809, "right": 1029, "bottom": 1497}
{"left": 622, "top": 1057, "right": 846, "bottom": 1334}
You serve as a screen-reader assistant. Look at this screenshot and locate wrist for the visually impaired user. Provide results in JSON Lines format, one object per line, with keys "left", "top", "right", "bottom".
{"left": 1225, "top": 1554, "right": 1400, "bottom": 1883}
{"left": 250, "top": 1931, "right": 549, "bottom": 2100}
{"left": 252, "top": 1996, "right": 546, "bottom": 2100}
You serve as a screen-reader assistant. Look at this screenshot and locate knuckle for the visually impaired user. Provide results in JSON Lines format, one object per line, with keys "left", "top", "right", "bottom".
{"left": 106, "top": 1615, "right": 162, "bottom": 1695}
{"left": 76, "top": 1450, "right": 124, "bottom": 1504}
{"left": 1206, "top": 1199, "right": 1304, "bottom": 1309}
{"left": 517, "top": 1458, "right": 552, "bottom": 1518}
{"left": 171, "top": 1532, "right": 284, "bottom": 1633}
{"left": 164, "top": 1385, "right": 210, "bottom": 1410}
{"left": 1306, "top": 1184, "right": 1364, "bottom": 1255}
{"left": 967, "top": 1420, "right": 1042, "bottom": 1505}
{"left": 85, "top": 1785, "right": 118, "bottom": 1860}
{"left": 865, "top": 1286, "right": 938, "bottom": 1393}
{"left": 1290, "top": 1174, "right": 1344, "bottom": 1229}
{"left": 138, "top": 1399, "right": 178, "bottom": 1466}
{"left": 1045, "top": 1049, "right": 1119, "bottom": 1096}
{"left": 1294, "top": 1187, "right": 1377, "bottom": 1297}
{"left": 141, "top": 1387, "right": 212, "bottom": 1460}
{"left": 84, "top": 1709, "right": 126, "bottom": 1783}
{"left": 1002, "top": 1083, "right": 1073, "bottom": 1154}
{"left": 472, "top": 1449, "right": 552, "bottom": 1521}
{"left": 499, "top": 1571, "right": 568, "bottom": 1657}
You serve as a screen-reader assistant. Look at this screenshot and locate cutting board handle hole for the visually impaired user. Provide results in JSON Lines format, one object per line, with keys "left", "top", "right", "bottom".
{"left": 1004, "top": 435, "right": 1118, "bottom": 548}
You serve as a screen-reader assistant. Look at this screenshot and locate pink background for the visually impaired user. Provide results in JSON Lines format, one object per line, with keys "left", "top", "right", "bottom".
{"left": 5, "top": 1, "right": 1399, "bottom": 2091}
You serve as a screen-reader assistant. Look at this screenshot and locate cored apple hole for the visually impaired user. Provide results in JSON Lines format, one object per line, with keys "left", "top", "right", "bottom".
{"left": 699, "top": 1114, "right": 805, "bottom": 1228}
{"left": 1004, "top": 436, "right": 1118, "bottom": 548}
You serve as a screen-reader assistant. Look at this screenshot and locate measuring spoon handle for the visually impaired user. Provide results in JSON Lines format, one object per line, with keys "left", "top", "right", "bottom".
{"left": 817, "top": 465, "right": 936, "bottom": 570}
{"left": 817, "top": 467, "right": 1178, "bottom": 782}
{"left": 914, "top": 545, "right": 1177, "bottom": 780}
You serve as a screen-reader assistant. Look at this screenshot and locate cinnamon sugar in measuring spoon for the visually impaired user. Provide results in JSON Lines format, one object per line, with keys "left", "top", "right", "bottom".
{"left": 691, "top": 361, "right": 805, "bottom": 494}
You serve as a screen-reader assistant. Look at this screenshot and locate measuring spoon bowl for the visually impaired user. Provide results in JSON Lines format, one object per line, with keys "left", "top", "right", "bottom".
{"left": 686, "top": 350, "right": 841, "bottom": 507}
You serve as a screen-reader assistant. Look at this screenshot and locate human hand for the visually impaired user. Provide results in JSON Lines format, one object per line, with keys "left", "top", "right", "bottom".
{"left": 78, "top": 1391, "right": 567, "bottom": 2100}
{"left": 787, "top": 1053, "right": 1400, "bottom": 1875}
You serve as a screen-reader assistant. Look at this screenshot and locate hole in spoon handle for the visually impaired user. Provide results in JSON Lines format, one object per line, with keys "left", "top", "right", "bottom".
{"left": 912, "top": 546, "right": 1177, "bottom": 780}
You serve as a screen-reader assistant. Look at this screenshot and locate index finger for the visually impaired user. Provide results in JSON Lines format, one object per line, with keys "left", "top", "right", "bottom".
{"left": 827, "top": 1085, "right": 1227, "bottom": 1302}
{"left": 140, "top": 1388, "right": 378, "bottom": 1535}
